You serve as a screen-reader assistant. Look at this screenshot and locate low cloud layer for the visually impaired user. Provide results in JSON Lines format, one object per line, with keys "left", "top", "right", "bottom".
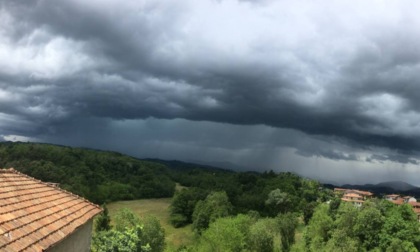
{"left": 2, "top": 0, "right": 420, "bottom": 184}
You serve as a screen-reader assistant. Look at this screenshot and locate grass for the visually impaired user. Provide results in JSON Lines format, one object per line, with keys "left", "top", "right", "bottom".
{"left": 107, "top": 198, "right": 194, "bottom": 251}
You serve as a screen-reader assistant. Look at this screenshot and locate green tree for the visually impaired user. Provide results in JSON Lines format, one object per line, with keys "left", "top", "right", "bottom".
{"left": 197, "top": 214, "right": 253, "bottom": 252}
{"left": 142, "top": 216, "right": 166, "bottom": 252}
{"left": 334, "top": 202, "right": 359, "bottom": 237}
{"left": 170, "top": 188, "right": 207, "bottom": 227}
{"left": 265, "top": 189, "right": 291, "bottom": 216}
{"left": 304, "top": 204, "right": 333, "bottom": 251}
{"left": 353, "top": 204, "right": 383, "bottom": 250}
{"left": 278, "top": 212, "right": 298, "bottom": 252}
{"left": 249, "top": 218, "right": 276, "bottom": 252}
{"left": 328, "top": 197, "right": 341, "bottom": 218}
{"left": 91, "top": 225, "right": 151, "bottom": 252}
{"left": 302, "top": 201, "right": 318, "bottom": 225}
{"left": 192, "top": 191, "right": 233, "bottom": 233}
{"left": 95, "top": 204, "right": 112, "bottom": 232}
{"left": 379, "top": 204, "right": 420, "bottom": 249}
{"left": 386, "top": 238, "right": 417, "bottom": 252}
{"left": 325, "top": 229, "right": 360, "bottom": 252}
{"left": 114, "top": 208, "right": 141, "bottom": 231}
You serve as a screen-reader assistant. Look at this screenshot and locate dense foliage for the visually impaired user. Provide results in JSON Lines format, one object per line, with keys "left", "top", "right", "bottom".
{"left": 3, "top": 142, "right": 419, "bottom": 251}
{"left": 92, "top": 208, "right": 165, "bottom": 252}
{"left": 169, "top": 171, "right": 329, "bottom": 227}
{"left": 0, "top": 142, "right": 175, "bottom": 203}
{"left": 294, "top": 200, "right": 420, "bottom": 251}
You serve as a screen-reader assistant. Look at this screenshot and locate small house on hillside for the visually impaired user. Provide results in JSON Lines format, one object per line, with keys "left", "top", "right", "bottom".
{"left": 403, "top": 196, "right": 417, "bottom": 203}
{"left": 0, "top": 168, "right": 102, "bottom": 252}
{"left": 385, "top": 194, "right": 400, "bottom": 201}
{"left": 341, "top": 193, "right": 364, "bottom": 207}
{"left": 386, "top": 194, "right": 420, "bottom": 221}
{"left": 409, "top": 202, "right": 420, "bottom": 221}
{"left": 335, "top": 188, "right": 374, "bottom": 206}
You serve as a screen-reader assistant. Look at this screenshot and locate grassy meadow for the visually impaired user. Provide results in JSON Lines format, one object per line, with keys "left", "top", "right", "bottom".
{"left": 107, "top": 198, "right": 195, "bottom": 251}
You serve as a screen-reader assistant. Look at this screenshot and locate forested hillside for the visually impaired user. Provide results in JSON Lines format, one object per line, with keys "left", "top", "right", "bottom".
{"left": 2, "top": 142, "right": 420, "bottom": 251}
{"left": 0, "top": 142, "right": 327, "bottom": 216}
{"left": 0, "top": 142, "right": 175, "bottom": 203}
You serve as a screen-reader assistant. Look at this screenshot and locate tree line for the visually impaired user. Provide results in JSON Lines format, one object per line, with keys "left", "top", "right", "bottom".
{"left": 0, "top": 142, "right": 175, "bottom": 203}
{"left": 2, "top": 142, "right": 419, "bottom": 251}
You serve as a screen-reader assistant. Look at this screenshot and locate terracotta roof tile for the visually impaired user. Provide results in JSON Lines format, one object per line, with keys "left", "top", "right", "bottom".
{"left": 0, "top": 168, "right": 102, "bottom": 252}
{"left": 391, "top": 198, "right": 405, "bottom": 205}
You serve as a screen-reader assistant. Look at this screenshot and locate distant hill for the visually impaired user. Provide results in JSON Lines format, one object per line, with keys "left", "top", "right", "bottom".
{"left": 331, "top": 180, "right": 420, "bottom": 199}
{"left": 375, "top": 181, "right": 417, "bottom": 191}
{"left": 142, "top": 158, "right": 234, "bottom": 174}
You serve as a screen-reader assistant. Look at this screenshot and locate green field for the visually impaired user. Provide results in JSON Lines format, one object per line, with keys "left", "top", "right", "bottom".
{"left": 107, "top": 198, "right": 195, "bottom": 251}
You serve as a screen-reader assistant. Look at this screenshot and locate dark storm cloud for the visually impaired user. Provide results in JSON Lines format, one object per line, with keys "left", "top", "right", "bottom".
{"left": 296, "top": 149, "right": 358, "bottom": 162}
{"left": 367, "top": 154, "right": 419, "bottom": 165}
{"left": 2, "top": 0, "right": 420, "bottom": 166}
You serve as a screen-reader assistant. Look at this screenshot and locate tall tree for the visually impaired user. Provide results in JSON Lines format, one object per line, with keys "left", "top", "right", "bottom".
{"left": 265, "top": 189, "right": 291, "bottom": 215}
{"left": 197, "top": 215, "right": 253, "bottom": 252}
{"left": 95, "top": 204, "right": 112, "bottom": 232}
{"left": 353, "top": 204, "right": 383, "bottom": 250}
{"left": 304, "top": 204, "right": 334, "bottom": 251}
{"left": 277, "top": 212, "right": 298, "bottom": 252}
{"left": 249, "top": 218, "right": 276, "bottom": 252}
{"left": 192, "top": 191, "right": 233, "bottom": 233}
{"left": 141, "top": 216, "right": 166, "bottom": 252}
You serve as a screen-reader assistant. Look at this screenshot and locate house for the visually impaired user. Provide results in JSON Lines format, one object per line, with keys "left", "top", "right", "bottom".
{"left": 409, "top": 202, "right": 420, "bottom": 221}
{"left": 403, "top": 196, "right": 417, "bottom": 203}
{"left": 335, "top": 188, "right": 373, "bottom": 207}
{"left": 341, "top": 193, "right": 364, "bottom": 207}
{"left": 385, "top": 194, "right": 401, "bottom": 201}
{"left": 386, "top": 194, "right": 420, "bottom": 221}
{"left": 0, "top": 168, "right": 102, "bottom": 252}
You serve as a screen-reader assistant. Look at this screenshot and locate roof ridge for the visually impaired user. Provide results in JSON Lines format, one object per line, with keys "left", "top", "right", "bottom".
{"left": 0, "top": 168, "right": 18, "bottom": 173}
{"left": 1, "top": 167, "right": 102, "bottom": 210}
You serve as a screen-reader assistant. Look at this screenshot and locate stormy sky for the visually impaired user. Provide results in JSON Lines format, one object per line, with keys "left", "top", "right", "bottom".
{"left": 2, "top": 0, "right": 420, "bottom": 185}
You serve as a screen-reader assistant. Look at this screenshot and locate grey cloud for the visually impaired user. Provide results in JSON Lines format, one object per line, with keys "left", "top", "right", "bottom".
{"left": 296, "top": 149, "right": 359, "bottom": 161}
{"left": 367, "top": 154, "right": 419, "bottom": 165}
{"left": 2, "top": 0, "right": 420, "bottom": 167}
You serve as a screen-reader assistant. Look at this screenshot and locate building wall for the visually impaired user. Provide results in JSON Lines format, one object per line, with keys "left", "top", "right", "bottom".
{"left": 408, "top": 198, "right": 417, "bottom": 202}
{"left": 46, "top": 219, "right": 94, "bottom": 252}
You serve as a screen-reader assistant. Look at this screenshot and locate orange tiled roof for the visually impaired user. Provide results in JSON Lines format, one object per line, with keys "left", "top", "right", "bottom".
{"left": 409, "top": 201, "right": 420, "bottom": 207}
{"left": 391, "top": 198, "right": 405, "bottom": 205}
{"left": 0, "top": 168, "right": 102, "bottom": 252}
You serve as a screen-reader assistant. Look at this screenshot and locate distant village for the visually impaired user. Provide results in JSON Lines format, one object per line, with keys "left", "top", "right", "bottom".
{"left": 334, "top": 188, "right": 420, "bottom": 221}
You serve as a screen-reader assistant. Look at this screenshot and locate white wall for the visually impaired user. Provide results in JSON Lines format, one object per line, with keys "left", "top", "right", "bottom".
{"left": 47, "top": 219, "right": 94, "bottom": 252}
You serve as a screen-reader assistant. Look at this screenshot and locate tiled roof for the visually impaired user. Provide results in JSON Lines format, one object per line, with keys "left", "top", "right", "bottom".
{"left": 0, "top": 168, "right": 102, "bottom": 252}
{"left": 334, "top": 188, "right": 373, "bottom": 196}
{"left": 409, "top": 201, "right": 420, "bottom": 208}
{"left": 391, "top": 198, "right": 404, "bottom": 205}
